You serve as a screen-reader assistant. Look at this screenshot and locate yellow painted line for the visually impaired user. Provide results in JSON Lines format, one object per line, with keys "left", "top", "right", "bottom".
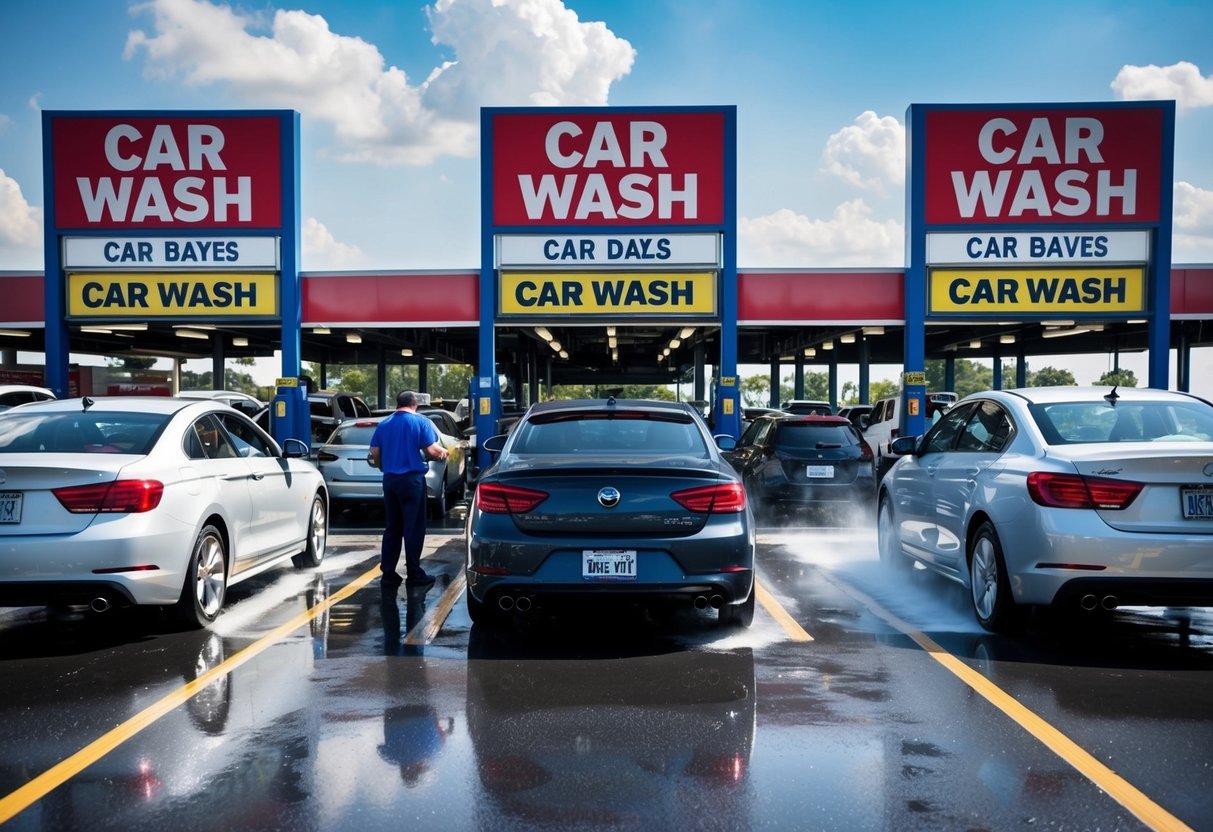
{"left": 824, "top": 573, "right": 1192, "bottom": 832}
{"left": 0, "top": 562, "right": 382, "bottom": 825}
{"left": 756, "top": 580, "right": 814, "bottom": 642}
{"left": 405, "top": 570, "right": 466, "bottom": 645}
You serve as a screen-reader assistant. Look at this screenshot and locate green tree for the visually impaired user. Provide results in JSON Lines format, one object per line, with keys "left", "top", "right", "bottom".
{"left": 1030, "top": 366, "right": 1077, "bottom": 387}
{"left": 1096, "top": 368, "right": 1138, "bottom": 387}
{"left": 739, "top": 374, "right": 775, "bottom": 407}
{"left": 869, "top": 379, "right": 900, "bottom": 402}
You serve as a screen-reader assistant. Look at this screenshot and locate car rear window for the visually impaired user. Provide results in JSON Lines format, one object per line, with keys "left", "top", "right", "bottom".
{"left": 775, "top": 423, "right": 857, "bottom": 449}
{"left": 510, "top": 413, "right": 708, "bottom": 456}
{"left": 327, "top": 422, "right": 380, "bottom": 446}
{"left": 0, "top": 412, "right": 169, "bottom": 454}
{"left": 1030, "top": 400, "right": 1213, "bottom": 444}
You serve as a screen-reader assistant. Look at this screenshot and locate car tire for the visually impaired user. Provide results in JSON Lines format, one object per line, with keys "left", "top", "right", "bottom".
{"left": 877, "top": 494, "right": 908, "bottom": 569}
{"left": 174, "top": 524, "right": 227, "bottom": 629}
{"left": 293, "top": 493, "right": 328, "bottom": 568}
{"left": 467, "top": 591, "right": 493, "bottom": 626}
{"left": 431, "top": 472, "right": 449, "bottom": 520}
{"left": 720, "top": 587, "right": 756, "bottom": 628}
{"left": 969, "top": 521, "right": 1024, "bottom": 633}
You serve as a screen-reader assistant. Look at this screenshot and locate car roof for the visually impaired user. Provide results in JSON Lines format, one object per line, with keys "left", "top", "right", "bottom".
{"left": 526, "top": 398, "right": 697, "bottom": 416}
{"left": 984, "top": 386, "right": 1207, "bottom": 406}
{"left": 0, "top": 384, "right": 55, "bottom": 394}
{"left": 8, "top": 396, "right": 223, "bottom": 415}
{"left": 781, "top": 415, "right": 850, "bottom": 425}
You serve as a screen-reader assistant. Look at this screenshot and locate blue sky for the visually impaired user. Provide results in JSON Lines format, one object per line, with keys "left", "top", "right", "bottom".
{"left": 2, "top": 0, "right": 1212, "bottom": 391}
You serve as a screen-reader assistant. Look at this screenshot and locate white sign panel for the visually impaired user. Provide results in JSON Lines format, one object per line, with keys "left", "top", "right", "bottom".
{"left": 926, "top": 231, "right": 1150, "bottom": 266}
{"left": 63, "top": 236, "right": 279, "bottom": 269}
{"left": 498, "top": 234, "right": 719, "bottom": 269}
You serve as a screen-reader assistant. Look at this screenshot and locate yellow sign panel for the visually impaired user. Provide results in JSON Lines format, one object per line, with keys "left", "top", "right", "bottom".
{"left": 275, "top": 377, "right": 298, "bottom": 387}
{"left": 903, "top": 372, "right": 926, "bottom": 386}
{"left": 930, "top": 267, "right": 1146, "bottom": 315}
{"left": 500, "top": 272, "right": 716, "bottom": 315}
{"left": 67, "top": 273, "right": 278, "bottom": 318}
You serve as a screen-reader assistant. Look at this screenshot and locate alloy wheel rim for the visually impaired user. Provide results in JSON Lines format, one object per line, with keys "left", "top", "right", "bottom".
{"left": 971, "top": 537, "right": 997, "bottom": 620}
{"left": 311, "top": 499, "right": 327, "bottom": 559}
{"left": 195, "top": 536, "right": 225, "bottom": 617}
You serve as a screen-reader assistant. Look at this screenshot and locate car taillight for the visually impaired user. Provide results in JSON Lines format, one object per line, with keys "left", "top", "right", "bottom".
{"left": 1026, "top": 472, "right": 1142, "bottom": 510}
{"left": 53, "top": 480, "right": 165, "bottom": 513}
{"left": 671, "top": 483, "right": 746, "bottom": 513}
{"left": 859, "top": 440, "right": 873, "bottom": 461}
{"left": 476, "top": 482, "right": 549, "bottom": 513}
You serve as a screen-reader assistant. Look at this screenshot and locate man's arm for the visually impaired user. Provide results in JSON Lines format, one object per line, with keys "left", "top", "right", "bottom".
{"left": 368, "top": 445, "right": 382, "bottom": 468}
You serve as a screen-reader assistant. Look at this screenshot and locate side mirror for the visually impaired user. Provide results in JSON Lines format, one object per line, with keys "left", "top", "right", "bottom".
{"left": 858, "top": 414, "right": 870, "bottom": 431}
{"left": 889, "top": 435, "right": 920, "bottom": 456}
{"left": 281, "top": 437, "right": 310, "bottom": 458}
{"left": 714, "top": 434, "right": 737, "bottom": 451}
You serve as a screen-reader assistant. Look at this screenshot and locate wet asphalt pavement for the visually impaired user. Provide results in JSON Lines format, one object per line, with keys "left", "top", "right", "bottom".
{"left": 1, "top": 506, "right": 1212, "bottom": 831}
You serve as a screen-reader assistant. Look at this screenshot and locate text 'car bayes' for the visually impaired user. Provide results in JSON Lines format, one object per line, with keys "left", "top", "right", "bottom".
{"left": 464, "top": 397, "right": 755, "bottom": 629}
{"left": 0, "top": 396, "right": 328, "bottom": 629}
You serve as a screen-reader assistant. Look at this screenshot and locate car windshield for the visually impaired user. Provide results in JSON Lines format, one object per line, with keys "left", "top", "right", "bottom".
{"left": 775, "top": 423, "right": 857, "bottom": 449}
{"left": 1029, "top": 399, "right": 1213, "bottom": 444}
{"left": 510, "top": 412, "right": 708, "bottom": 456}
{"left": 0, "top": 411, "right": 169, "bottom": 454}
{"left": 326, "top": 421, "right": 381, "bottom": 446}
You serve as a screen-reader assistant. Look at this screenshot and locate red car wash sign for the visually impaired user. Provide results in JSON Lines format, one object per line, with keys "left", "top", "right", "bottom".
{"left": 491, "top": 110, "right": 725, "bottom": 226}
{"left": 50, "top": 114, "right": 283, "bottom": 229}
{"left": 924, "top": 106, "right": 1164, "bottom": 224}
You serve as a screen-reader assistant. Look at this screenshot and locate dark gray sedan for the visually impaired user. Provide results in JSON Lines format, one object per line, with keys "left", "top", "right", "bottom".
{"left": 465, "top": 398, "right": 755, "bottom": 628}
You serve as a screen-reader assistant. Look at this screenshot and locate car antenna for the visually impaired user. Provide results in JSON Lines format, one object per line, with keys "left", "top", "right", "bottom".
{"left": 81, "top": 396, "right": 94, "bottom": 411}
{"left": 1103, "top": 386, "right": 1119, "bottom": 406}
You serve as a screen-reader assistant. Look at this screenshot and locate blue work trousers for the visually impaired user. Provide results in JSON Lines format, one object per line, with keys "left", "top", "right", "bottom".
{"left": 381, "top": 472, "right": 428, "bottom": 581}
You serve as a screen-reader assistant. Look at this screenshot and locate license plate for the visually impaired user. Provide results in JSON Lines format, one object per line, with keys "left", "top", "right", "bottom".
{"left": 1181, "top": 487, "right": 1213, "bottom": 519}
{"left": 582, "top": 549, "right": 637, "bottom": 581}
{"left": 806, "top": 465, "right": 835, "bottom": 478}
{"left": 0, "top": 492, "right": 22, "bottom": 524}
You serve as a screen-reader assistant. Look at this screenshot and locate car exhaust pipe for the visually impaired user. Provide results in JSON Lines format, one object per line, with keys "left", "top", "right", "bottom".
{"left": 90, "top": 597, "right": 111, "bottom": 613}
{"left": 1080, "top": 594, "right": 1099, "bottom": 611}
{"left": 514, "top": 596, "right": 532, "bottom": 613}
{"left": 497, "top": 596, "right": 515, "bottom": 611}
{"left": 1101, "top": 595, "right": 1119, "bottom": 611}
{"left": 709, "top": 595, "right": 724, "bottom": 610}
{"left": 693, "top": 595, "right": 708, "bottom": 610}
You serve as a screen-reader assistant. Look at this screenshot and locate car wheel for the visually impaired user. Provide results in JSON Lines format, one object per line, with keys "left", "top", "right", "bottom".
{"left": 720, "top": 587, "right": 756, "bottom": 628}
{"left": 877, "top": 494, "right": 907, "bottom": 569}
{"left": 467, "top": 590, "right": 493, "bottom": 626}
{"left": 293, "top": 493, "right": 328, "bottom": 568}
{"left": 969, "top": 521, "right": 1023, "bottom": 633}
{"left": 174, "top": 524, "right": 227, "bottom": 629}
{"left": 431, "top": 472, "right": 449, "bottom": 520}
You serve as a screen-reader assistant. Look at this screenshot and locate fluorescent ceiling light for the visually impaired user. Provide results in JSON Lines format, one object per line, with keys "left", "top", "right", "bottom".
{"left": 822, "top": 340, "right": 834, "bottom": 350}
{"left": 535, "top": 326, "right": 553, "bottom": 341}
{"left": 0, "top": 328, "right": 30, "bottom": 337}
{"left": 862, "top": 326, "right": 884, "bottom": 336}
{"left": 999, "top": 334, "right": 1016, "bottom": 344}
{"left": 549, "top": 340, "right": 561, "bottom": 352}
{"left": 346, "top": 333, "right": 362, "bottom": 344}
{"left": 401, "top": 348, "right": 414, "bottom": 357}
{"left": 669, "top": 338, "right": 681, "bottom": 349}
{"left": 678, "top": 326, "right": 695, "bottom": 339}
{"left": 232, "top": 337, "right": 249, "bottom": 347}
{"left": 606, "top": 326, "right": 616, "bottom": 337}
{"left": 176, "top": 329, "right": 210, "bottom": 340}
{"left": 840, "top": 333, "right": 856, "bottom": 344}
{"left": 105, "top": 323, "right": 148, "bottom": 331}
{"left": 968, "top": 340, "right": 982, "bottom": 348}
{"left": 558, "top": 350, "right": 568, "bottom": 359}
{"left": 803, "top": 347, "right": 816, "bottom": 357}
{"left": 312, "top": 326, "right": 331, "bottom": 335}
{"left": 608, "top": 336, "right": 617, "bottom": 349}
{"left": 1041, "top": 327, "right": 1095, "bottom": 339}
{"left": 80, "top": 326, "right": 112, "bottom": 334}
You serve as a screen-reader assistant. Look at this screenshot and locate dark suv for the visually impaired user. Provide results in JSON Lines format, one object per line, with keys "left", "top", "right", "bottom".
{"left": 724, "top": 413, "right": 875, "bottom": 522}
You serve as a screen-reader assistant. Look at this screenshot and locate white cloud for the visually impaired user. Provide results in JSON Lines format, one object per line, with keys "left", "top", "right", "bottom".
{"left": 1172, "top": 181, "right": 1213, "bottom": 262}
{"left": 302, "top": 217, "right": 366, "bottom": 269}
{"left": 819, "top": 111, "right": 905, "bottom": 191}
{"left": 125, "top": 0, "right": 634, "bottom": 166}
{"left": 1111, "top": 61, "right": 1213, "bottom": 111}
{"left": 739, "top": 200, "right": 904, "bottom": 268}
{"left": 0, "top": 169, "right": 43, "bottom": 267}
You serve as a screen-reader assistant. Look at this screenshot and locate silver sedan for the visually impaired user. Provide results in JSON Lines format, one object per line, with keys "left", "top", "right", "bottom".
{"left": 0, "top": 397, "right": 328, "bottom": 629}
{"left": 877, "top": 386, "right": 1213, "bottom": 632}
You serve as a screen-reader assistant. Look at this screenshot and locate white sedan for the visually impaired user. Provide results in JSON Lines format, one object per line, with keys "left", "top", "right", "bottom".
{"left": 877, "top": 386, "right": 1213, "bottom": 632}
{"left": 0, "top": 396, "right": 328, "bottom": 629}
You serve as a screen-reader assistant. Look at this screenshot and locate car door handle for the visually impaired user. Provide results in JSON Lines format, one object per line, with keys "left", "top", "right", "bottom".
{"left": 250, "top": 472, "right": 264, "bottom": 480}
{"left": 925, "top": 466, "right": 938, "bottom": 477}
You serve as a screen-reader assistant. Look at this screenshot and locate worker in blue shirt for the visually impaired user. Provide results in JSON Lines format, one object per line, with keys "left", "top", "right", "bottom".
{"left": 369, "top": 391, "right": 449, "bottom": 590}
